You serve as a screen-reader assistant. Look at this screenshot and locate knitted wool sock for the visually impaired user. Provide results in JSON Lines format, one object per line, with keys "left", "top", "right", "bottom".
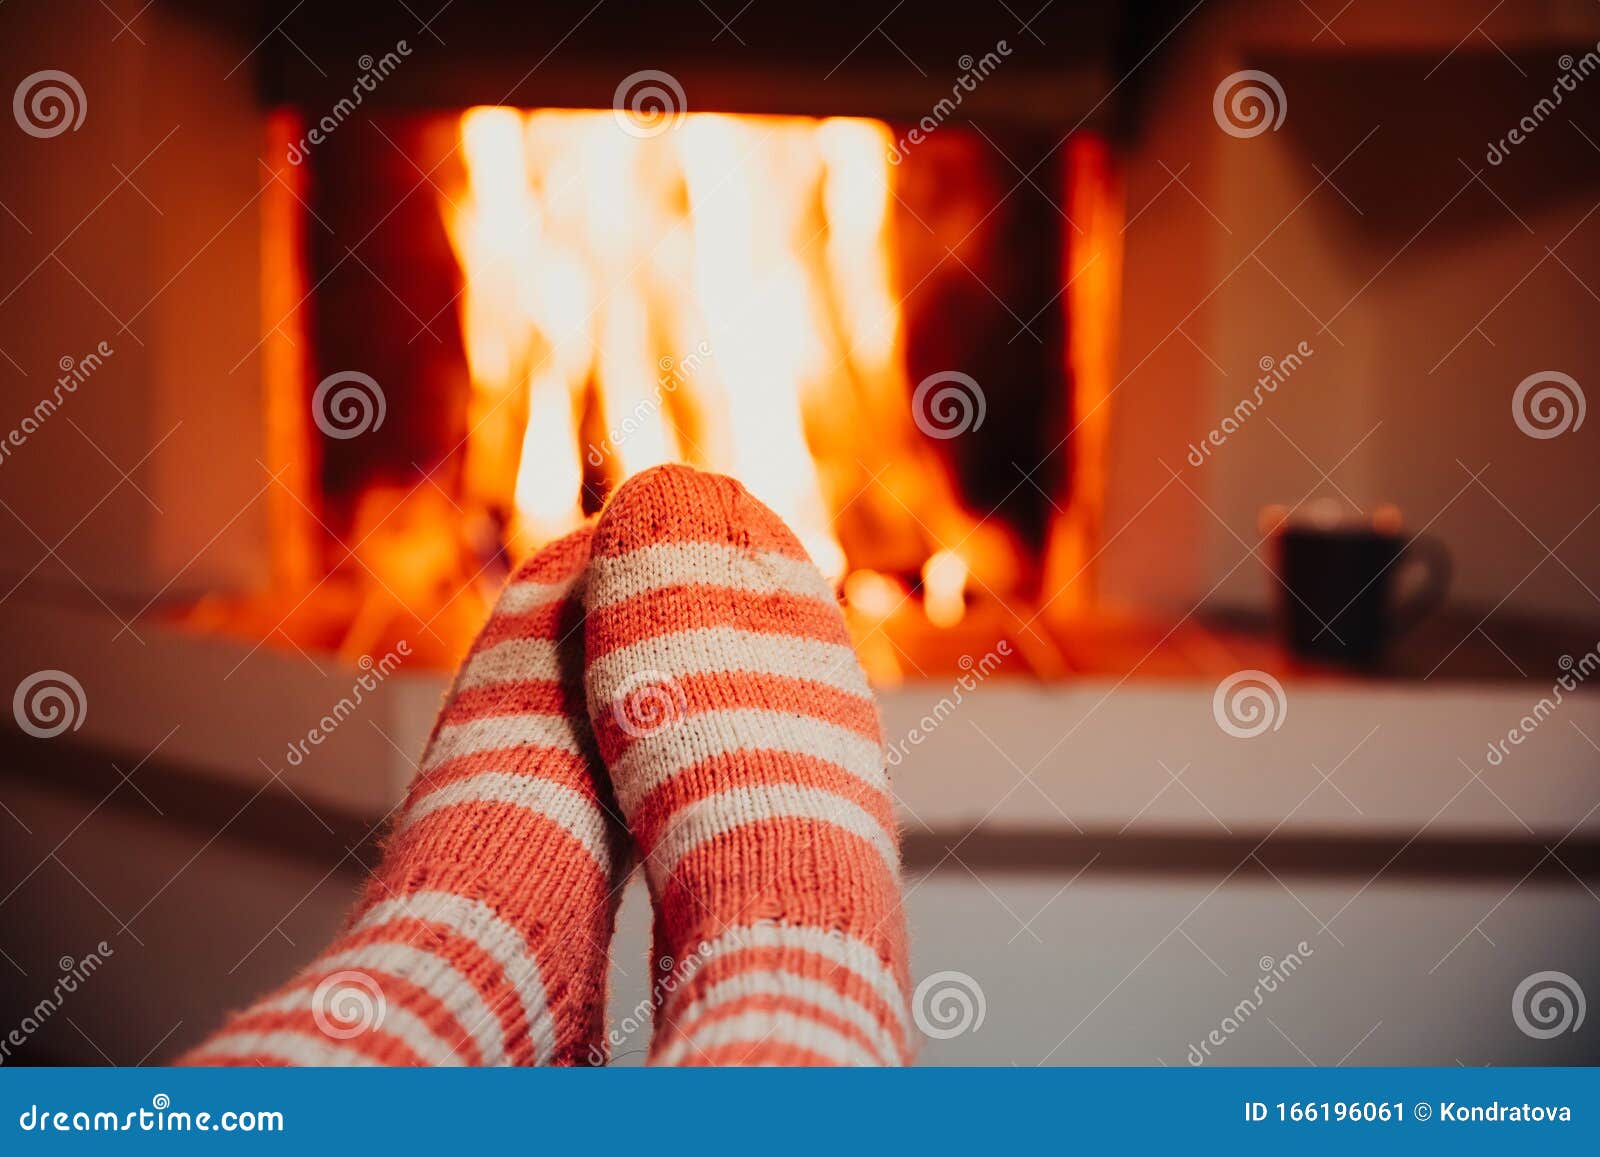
{"left": 182, "top": 525, "right": 629, "bottom": 1066}
{"left": 584, "top": 464, "right": 913, "bottom": 1066}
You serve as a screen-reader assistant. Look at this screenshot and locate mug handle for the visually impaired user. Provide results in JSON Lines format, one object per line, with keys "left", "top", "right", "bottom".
{"left": 1389, "top": 534, "right": 1452, "bottom": 637}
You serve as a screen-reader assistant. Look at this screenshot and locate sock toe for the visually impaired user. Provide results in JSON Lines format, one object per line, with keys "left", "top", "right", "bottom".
{"left": 591, "top": 463, "right": 814, "bottom": 565}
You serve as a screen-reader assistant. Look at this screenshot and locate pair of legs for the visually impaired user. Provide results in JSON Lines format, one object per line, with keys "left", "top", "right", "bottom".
{"left": 181, "top": 465, "right": 912, "bottom": 1066}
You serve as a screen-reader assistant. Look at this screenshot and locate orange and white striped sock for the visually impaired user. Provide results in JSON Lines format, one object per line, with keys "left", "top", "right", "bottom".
{"left": 584, "top": 464, "right": 913, "bottom": 1066}
{"left": 182, "top": 525, "right": 630, "bottom": 1066}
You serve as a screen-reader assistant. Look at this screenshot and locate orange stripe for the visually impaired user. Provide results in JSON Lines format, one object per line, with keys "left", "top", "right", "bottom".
{"left": 474, "top": 602, "right": 573, "bottom": 647}
{"left": 585, "top": 584, "right": 848, "bottom": 658}
{"left": 215, "top": 1008, "right": 431, "bottom": 1066}
{"left": 436, "top": 681, "right": 586, "bottom": 727}
{"left": 592, "top": 671, "right": 880, "bottom": 758}
{"left": 508, "top": 523, "right": 594, "bottom": 582}
{"left": 406, "top": 746, "right": 602, "bottom": 806}
{"left": 278, "top": 965, "right": 486, "bottom": 1065}
{"left": 663, "top": 943, "right": 908, "bottom": 1057}
{"left": 668, "top": 992, "right": 891, "bottom": 1064}
{"left": 319, "top": 917, "right": 534, "bottom": 1063}
{"left": 665, "top": 1039, "right": 841, "bottom": 1066}
{"left": 628, "top": 751, "right": 895, "bottom": 855}
{"left": 656, "top": 817, "right": 902, "bottom": 939}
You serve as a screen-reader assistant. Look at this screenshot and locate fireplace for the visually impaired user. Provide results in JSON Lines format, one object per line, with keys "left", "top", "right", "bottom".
{"left": 170, "top": 5, "right": 1132, "bottom": 684}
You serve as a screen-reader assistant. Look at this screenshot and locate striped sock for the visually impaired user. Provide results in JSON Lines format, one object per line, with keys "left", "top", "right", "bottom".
{"left": 583, "top": 464, "right": 913, "bottom": 1066}
{"left": 182, "top": 525, "right": 630, "bottom": 1066}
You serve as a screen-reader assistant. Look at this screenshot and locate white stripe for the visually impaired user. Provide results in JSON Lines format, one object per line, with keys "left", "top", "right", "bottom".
{"left": 687, "top": 922, "right": 911, "bottom": 1044}
{"left": 588, "top": 542, "right": 834, "bottom": 609}
{"left": 664, "top": 970, "right": 903, "bottom": 1065}
{"left": 650, "top": 784, "right": 899, "bottom": 881}
{"left": 422, "top": 713, "right": 585, "bottom": 771}
{"left": 400, "top": 772, "right": 612, "bottom": 868}
{"left": 587, "top": 628, "right": 869, "bottom": 701}
{"left": 456, "top": 638, "right": 564, "bottom": 690}
{"left": 656, "top": 1010, "right": 881, "bottom": 1067}
{"left": 606, "top": 708, "right": 886, "bottom": 813}
{"left": 249, "top": 989, "right": 466, "bottom": 1066}
{"left": 354, "top": 891, "right": 558, "bottom": 1066}
{"left": 186, "top": 1029, "right": 385, "bottom": 1067}
{"left": 309, "top": 944, "right": 506, "bottom": 1065}
{"left": 494, "top": 574, "right": 579, "bottom": 614}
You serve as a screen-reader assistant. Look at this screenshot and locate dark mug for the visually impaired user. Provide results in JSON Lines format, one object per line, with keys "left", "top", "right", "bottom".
{"left": 1272, "top": 524, "right": 1451, "bottom": 665}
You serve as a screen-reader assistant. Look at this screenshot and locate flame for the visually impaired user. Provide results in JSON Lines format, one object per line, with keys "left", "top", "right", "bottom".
{"left": 921, "top": 549, "right": 969, "bottom": 629}
{"left": 447, "top": 108, "right": 893, "bottom": 577}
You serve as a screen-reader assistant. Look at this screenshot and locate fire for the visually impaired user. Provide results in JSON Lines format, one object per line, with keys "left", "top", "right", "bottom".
{"left": 443, "top": 107, "right": 988, "bottom": 597}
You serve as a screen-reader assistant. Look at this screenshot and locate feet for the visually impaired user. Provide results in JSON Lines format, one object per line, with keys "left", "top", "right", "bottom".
{"left": 584, "top": 465, "right": 912, "bottom": 1066}
{"left": 183, "top": 526, "right": 629, "bottom": 1066}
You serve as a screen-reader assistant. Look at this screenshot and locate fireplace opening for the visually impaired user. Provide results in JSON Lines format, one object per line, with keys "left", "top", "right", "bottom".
{"left": 184, "top": 105, "right": 1121, "bottom": 682}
